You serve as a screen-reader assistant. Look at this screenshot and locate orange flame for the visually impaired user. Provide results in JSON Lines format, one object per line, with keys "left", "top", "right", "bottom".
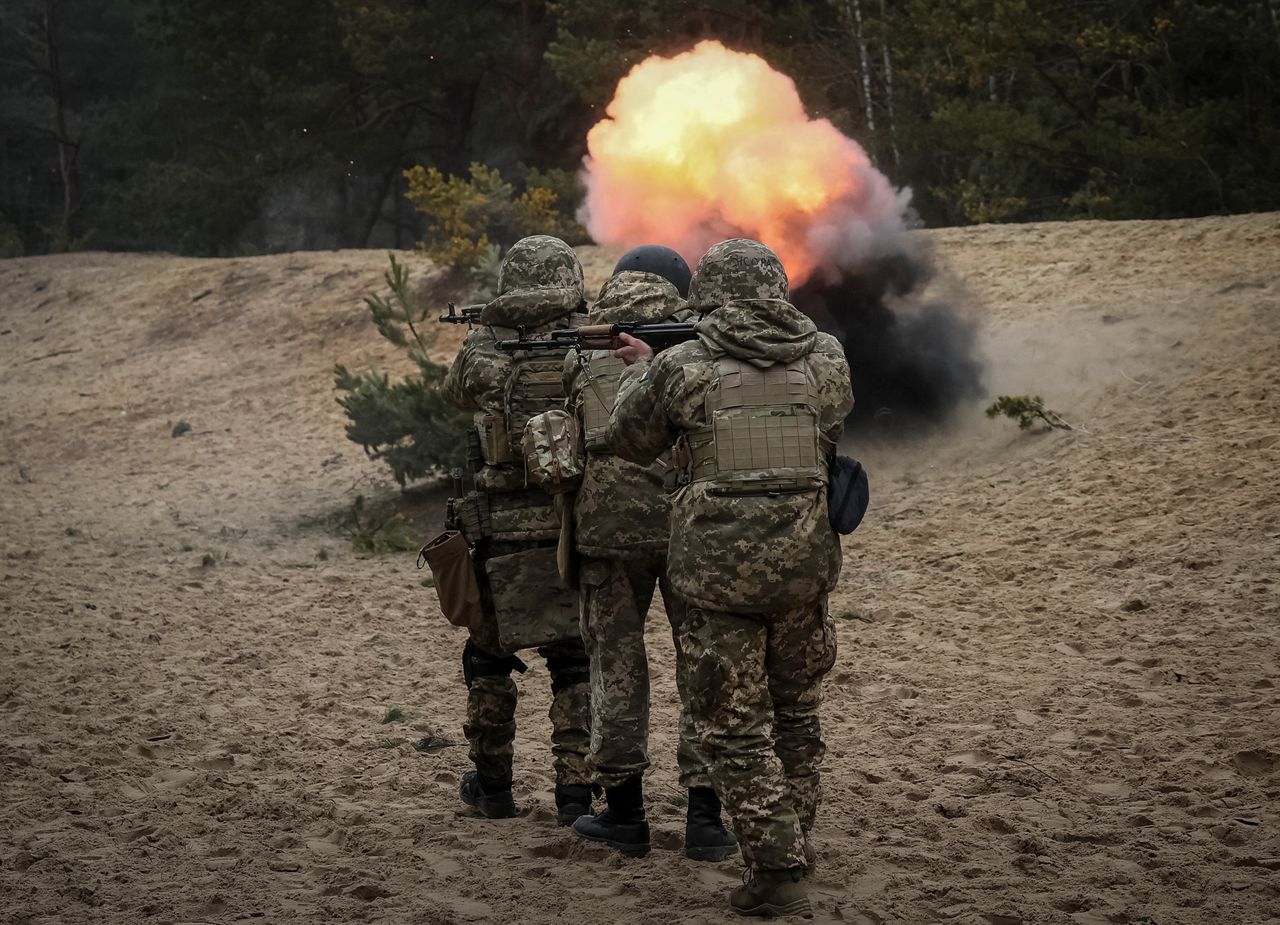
{"left": 581, "top": 40, "right": 906, "bottom": 287}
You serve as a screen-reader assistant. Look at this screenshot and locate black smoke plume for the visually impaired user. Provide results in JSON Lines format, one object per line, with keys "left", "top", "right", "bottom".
{"left": 792, "top": 248, "right": 985, "bottom": 434}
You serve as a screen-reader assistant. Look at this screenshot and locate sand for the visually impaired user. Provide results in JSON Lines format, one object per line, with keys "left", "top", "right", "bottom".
{"left": 1, "top": 213, "right": 1278, "bottom": 924}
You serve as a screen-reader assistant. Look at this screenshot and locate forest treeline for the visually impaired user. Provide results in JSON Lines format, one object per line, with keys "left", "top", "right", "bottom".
{"left": 2, "top": 0, "right": 1277, "bottom": 258}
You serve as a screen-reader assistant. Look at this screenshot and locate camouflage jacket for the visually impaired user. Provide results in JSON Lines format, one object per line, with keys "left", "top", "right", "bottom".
{"left": 608, "top": 299, "right": 853, "bottom": 612}
{"left": 563, "top": 271, "right": 690, "bottom": 559}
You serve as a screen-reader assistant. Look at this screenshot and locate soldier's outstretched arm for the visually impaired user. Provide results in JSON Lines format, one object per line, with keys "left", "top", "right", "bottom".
{"left": 607, "top": 358, "right": 679, "bottom": 465}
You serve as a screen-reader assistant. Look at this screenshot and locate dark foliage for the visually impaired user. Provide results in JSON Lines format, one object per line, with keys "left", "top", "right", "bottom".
{"left": 2, "top": 0, "right": 1276, "bottom": 255}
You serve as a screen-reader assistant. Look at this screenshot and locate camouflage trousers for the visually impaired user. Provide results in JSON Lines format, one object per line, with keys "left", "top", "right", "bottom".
{"left": 464, "top": 637, "right": 592, "bottom": 786}
{"left": 680, "top": 599, "right": 837, "bottom": 872}
{"left": 463, "top": 538, "right": 591, "bottom": 787}
{"left": 579, "top": 554, "right": 712, "bottom": 790}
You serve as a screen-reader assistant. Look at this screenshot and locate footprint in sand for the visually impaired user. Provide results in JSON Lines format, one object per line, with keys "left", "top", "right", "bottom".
{"left": 943, "top": 749, "right": 997, "bottom": 770}
{"left": 154, "top": 768, "right": 200, "bottom": 791}
{"left": 1233, "top": 749, "right": 1277, "bottom": 777}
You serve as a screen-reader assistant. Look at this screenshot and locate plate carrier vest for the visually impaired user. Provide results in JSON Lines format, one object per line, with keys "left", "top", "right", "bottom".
{"left": 476, "top": 333, "right": 573, "bottom": 467}
{"left": 683, "top": 355, "right": 828, "bottom": 495}
{"left": 579, "top": 350, "right": 627, "bottom": 452}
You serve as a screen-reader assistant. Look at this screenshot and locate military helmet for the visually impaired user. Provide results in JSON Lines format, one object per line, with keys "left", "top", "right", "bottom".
{"left": 612, "top": 244, "right": 692, "bottom": 297}
{"left": 498, "top": 235, "right": 585, "bottom": 296}
{"left": 688, "top": 238, "right": 789, "bottom": 309}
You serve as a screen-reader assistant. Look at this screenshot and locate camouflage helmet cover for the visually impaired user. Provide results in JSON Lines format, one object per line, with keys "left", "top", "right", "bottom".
{"left": 498, "top": 234, "right": 585, "bottom": 296}
{"left": 687, "top": 238, "right": 789, "bottom": 309}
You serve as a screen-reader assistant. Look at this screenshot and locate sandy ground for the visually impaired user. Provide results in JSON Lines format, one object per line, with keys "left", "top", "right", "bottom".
{"left": 1, "top": 214, "right": 1278, "bottom": 925}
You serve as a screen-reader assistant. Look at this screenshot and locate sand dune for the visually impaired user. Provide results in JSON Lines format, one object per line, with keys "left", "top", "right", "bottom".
{"left": 1, "top": 213, "right": 1278, "bottom": 924}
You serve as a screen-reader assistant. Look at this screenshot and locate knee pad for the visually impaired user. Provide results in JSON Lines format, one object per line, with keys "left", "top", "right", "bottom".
{"left": 546, "top": 652, "right": 590, "bottom": 694}
{"left": 463, "top": 638, "right": 528, "bottom": 687}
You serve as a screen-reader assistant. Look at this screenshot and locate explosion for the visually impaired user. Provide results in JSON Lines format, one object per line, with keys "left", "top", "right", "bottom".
{"left": 581, "top": 41, "right": 906, "bottom": 286}
{"left": 582, "top": 40, "right": 984, "bottom": 431}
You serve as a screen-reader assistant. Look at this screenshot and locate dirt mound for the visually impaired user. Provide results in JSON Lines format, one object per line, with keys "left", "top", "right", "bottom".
{"left": 2, "top": 214, "right": 1278, "bottom": 923}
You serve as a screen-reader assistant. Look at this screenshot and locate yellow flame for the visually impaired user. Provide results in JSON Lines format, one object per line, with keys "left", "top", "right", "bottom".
{"left": 581, "top": 41, "right": 902, "bottom": 287}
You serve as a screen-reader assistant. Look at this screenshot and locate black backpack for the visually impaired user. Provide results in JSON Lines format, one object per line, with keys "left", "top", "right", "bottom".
{"left": 828, "top": 455, "right": 869, "bottom": 534}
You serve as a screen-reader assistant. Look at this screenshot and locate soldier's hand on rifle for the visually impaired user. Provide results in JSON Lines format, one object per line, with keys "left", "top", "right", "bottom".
{"left": 614, "top": 332, "right": 654, "bottom": 366}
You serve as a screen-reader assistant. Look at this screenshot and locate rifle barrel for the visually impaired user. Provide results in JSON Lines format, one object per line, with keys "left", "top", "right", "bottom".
{"left": 495, "top": 320, "right": 698, "bottom": 354}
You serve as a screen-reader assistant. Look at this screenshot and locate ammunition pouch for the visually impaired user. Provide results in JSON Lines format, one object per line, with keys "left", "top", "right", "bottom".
{"left": 483, "top": 546, "right": 580, "bottom": 654}
{"left": 476, "top": 413, "right": 513, "bottom": 466}
{"left": 418, "top": 531, "right": 483, "bottom": 629}
{"left": 452, "top": 492, "right": 491, "bottom": 544}
{"left": 465, "top": 426, "right": 484, "bottom": 475}
{"left": 462, "top": 637, "right": 528, "bottom": 687}
{"left": 487, "top": 490, "right": 560, "bottom": 542}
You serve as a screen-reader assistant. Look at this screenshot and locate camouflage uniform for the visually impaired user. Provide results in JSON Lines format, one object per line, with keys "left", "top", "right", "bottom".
{"left": 562, "top": 271, "right": 709, "bottom": 790}
{"left": 608, "top": 239, "right": 853, "bottom": 875}
{"left": 442, "top": 235, "right": 592, "bottom": 792}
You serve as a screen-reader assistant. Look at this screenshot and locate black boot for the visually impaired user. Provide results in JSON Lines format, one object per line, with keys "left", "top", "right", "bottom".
{"left": 571, "top": 775, "right": 650, "bottom": 857}
{"left": 685, "top": 786, "right": 739, "bottom": 861}
{"left": 554, "top": 783, "right": 595, "bottom": 826}
{"left": 459, "top": 770, "right": 517, "bottom": 819}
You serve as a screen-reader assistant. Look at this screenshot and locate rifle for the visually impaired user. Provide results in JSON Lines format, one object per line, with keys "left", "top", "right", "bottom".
{"left": 439, "top": 301, "right": 485, "bottom": 325}
{"left": 496, "top": 321, "right": 698, "bottom": 354}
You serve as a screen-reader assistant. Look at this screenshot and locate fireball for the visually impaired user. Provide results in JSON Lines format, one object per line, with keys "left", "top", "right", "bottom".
{"left": 580, "top": 40, "right": 907, "bottom": 287}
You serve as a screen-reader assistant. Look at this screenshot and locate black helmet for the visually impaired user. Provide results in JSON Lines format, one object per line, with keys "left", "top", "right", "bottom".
{"left": 612, "top": 245, "right": 692, "bottom": 297}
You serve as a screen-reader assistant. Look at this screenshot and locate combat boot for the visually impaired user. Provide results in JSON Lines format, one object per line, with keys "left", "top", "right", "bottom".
{"left": 571, "top": 774, "right": 650, "bottom": 857}
{"left": 685, "top": 786, "right": 739, "bottom": 861}
{"left": 729, "top": 868, "right": 813, "bottom": 918}
{"left": 459, "top": 770, "right": 517, "bottom": 819}
{"left": 554, "top": 783, "right": 595, "bottom": 826}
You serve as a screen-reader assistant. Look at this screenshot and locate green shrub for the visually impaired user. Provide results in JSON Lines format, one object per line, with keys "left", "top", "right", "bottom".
{"left": 334, "top": 255, "right": 470, "bottom": 485}
{"left": 402, "top": 162, "right": 586, "bottom": 274}
{"left": 985, "top": 395, "right": 1072, "bottom": 431}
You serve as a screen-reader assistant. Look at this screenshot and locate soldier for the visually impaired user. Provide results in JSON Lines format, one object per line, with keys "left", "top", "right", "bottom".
{"left": 608, "top": 239, "right": 853, "bottom": 917}
{"left": 564, "top": 246, "right": 737, "bottom": 861}
{"left": 441, "top": 235, "right": 595, "bottom": 826}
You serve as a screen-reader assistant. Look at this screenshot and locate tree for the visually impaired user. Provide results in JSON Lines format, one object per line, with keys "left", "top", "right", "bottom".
{"left": 334, "top": 255, "right": 470, "bottom": 485}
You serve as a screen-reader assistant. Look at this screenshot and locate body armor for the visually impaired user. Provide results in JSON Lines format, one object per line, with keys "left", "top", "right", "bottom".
{"left": 579, "top": 351, "right": 628, "bottom": 452}
{"left": 477, "top": 346, "right": 568, "bottom": 466}
{"left": 684, "top": 356, "right": 826, "bottom": 495}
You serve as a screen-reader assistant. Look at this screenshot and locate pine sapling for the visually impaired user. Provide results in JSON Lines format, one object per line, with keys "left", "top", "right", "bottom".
{"left": 985, "top": 395, "right": 1072, "bottom": 431}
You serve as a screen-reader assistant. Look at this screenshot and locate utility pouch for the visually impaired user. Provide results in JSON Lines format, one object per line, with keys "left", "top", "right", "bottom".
{"left": 465, "top": 427, "right": 484, "bottom": 475}
{"left": 418, "top": 531, "right": 483, "bottom": 629}
{"left": 828, "top": 454, "right": 870, "bottom": 534}
{"left": 483, "top": 546, "right": 580, "bottom": 654}
{"left": 477, "top": 413, "right": 513, "bottom": 466}
{"left": 454, "top": 491, "right": 491, "bottom": 543}
{"left": 523, "top": 409, "right": 584, "bottom": 492}
{"left": 487, "top": 491, "right": 560, "bottom": 542}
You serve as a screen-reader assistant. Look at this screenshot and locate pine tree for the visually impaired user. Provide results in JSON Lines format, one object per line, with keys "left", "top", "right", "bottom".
{"left": 334, "top": 255, "right": 470, "bottom": 485}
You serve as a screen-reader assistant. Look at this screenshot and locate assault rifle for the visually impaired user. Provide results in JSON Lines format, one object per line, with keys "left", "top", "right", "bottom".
{"left": 496, "top": 321, "right": 698, "bottom": 354}
{"left": 439, "top": 301, "right": 484, "bottom": 325}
